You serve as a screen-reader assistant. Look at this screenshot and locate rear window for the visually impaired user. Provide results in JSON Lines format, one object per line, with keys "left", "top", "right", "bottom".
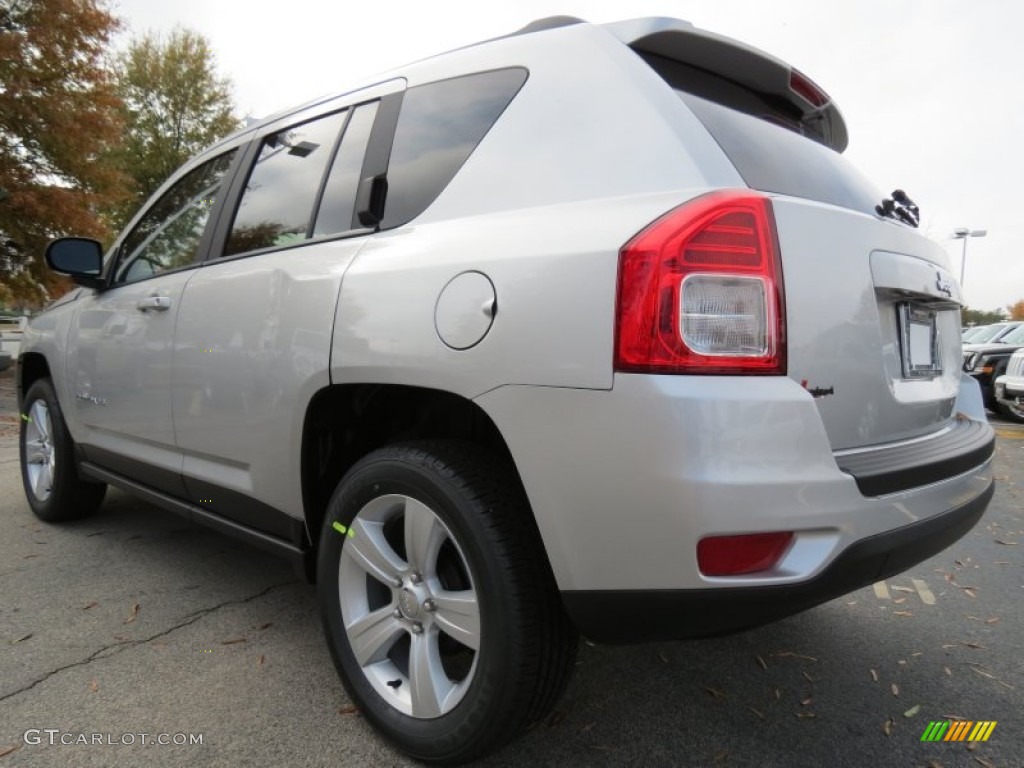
{"left": 641, "top": 54, "right": 882, "bottom": 215}
{"left": 381, "top": 68, "right": 528, "bottom": 229}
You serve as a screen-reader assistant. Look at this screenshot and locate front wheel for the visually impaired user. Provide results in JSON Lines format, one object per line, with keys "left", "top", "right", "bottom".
{"left": 317, "top": 441, "right": 577, "bottom": 764}
{"left": 20, "top": 378, "right": 106, "bottom": 522}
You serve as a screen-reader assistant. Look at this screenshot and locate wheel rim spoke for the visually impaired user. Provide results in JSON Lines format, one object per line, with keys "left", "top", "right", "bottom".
{"left": 346, "top": 605, "right": 404, "bottom": 666}
{"left": 346, "top": 518, "right": 406, "bottom": 584}
{"left": 404, "top": 497, "right": 446, "bottom": 575}
{"left": 432, "top": 590, "right": 481, "bottom": 651}
{"left": 33, "top": 461, "right": 51, "bottom": 498}
{"left": 408, "top": 629, "right": 453, "bottom": 718}
{"left": 30, "top": 401, "right": 49, "bottom": 441}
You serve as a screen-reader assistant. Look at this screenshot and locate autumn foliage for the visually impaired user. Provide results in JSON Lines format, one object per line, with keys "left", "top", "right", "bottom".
{"left": 1007, "top": 300, "right": 1024, "bottom": 321}
{"left": 0, "top": 0, "right": 129, "bottom": 305}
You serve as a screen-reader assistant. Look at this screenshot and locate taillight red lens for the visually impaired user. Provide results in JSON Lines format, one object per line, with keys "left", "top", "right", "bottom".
{"left": 615, "top": 190, "right": 786, "bottom": 374}
{"left": 697, "top": 532, "right": 794, "bottom": 576}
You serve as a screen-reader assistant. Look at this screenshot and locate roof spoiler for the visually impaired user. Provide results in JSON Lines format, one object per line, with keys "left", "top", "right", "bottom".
{"left": 603, "top": 17, "right": 849, "bottom": 152}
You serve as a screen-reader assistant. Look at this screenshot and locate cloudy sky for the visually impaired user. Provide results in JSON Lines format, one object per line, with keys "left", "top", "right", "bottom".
{"left": 111, "top": 0, "right": 1023, "bottom": 313}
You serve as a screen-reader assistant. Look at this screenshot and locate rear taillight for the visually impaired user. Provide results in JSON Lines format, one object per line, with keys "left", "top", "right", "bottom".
{"left": 615, "top": 190, "right": 786, "bottom": 375}
{"left": 697, "top": 532, "right": 794, "bottom": 576}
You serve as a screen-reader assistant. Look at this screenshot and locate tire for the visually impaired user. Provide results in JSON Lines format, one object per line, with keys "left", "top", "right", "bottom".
{"left": 20, "top": 378, "right": 106, "bottom": 522}
{"left": 317, "top": 440, "right": 577, "bottom": 764}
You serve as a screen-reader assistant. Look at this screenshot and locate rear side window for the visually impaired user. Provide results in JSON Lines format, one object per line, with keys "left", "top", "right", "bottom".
{"left": 381, "top": 68, "right": 528, "bottom": 229}
{"left": 224, "top": 110, "right": 348, "bottom": 256}
{"left": 639, "top": 53, "right": 881, "bottom": 215}
{"left": 681, "top": 92, "right": 882, "bottom": 216}
{"left": 313, "top": 102, "right": 379, "bottom": 237}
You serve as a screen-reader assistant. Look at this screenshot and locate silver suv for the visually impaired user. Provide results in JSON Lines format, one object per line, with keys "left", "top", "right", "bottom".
{"left": 18, "top": 17, "right": 994, "bottom": 764}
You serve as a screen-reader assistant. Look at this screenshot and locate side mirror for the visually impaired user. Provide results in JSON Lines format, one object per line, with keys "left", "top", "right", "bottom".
{"left": 45, "top": 238, "right": 105, "bottom": 288}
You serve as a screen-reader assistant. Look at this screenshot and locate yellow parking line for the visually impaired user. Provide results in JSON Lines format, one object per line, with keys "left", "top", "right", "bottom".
{"left": 873, "top": 581, "right": 890, "bottom": 600}
{"left": 912, "top": 578, "right": 936, "bottom": 605}
{"left": 995, "top": 429, "right": 1024, "bottom": 440}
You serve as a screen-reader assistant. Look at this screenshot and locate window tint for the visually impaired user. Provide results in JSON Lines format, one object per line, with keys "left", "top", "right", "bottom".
{"left": 115, "top": 151, "right": 235, "bottom": 284}
{"left": 313, "top": 102, "right": 379, "bottom": 237}
{"left": 225, "top": 110, "right": 347, "bottom": 256}
{"left": 382, "top": 68, "right": 527, "bottom": 229}
{"left": 679, "top": 92, "right": 881, "bottom": 216}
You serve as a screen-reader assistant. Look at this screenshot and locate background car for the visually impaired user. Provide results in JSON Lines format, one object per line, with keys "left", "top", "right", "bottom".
{"left": 962, "top": 320, "right": 1022, "bottom": 348}
{"left": 963, "top": 322, "right": 1024, "bottom": 409}
{"left": 994, "top": 348, "right": 1024, "bottom": 422}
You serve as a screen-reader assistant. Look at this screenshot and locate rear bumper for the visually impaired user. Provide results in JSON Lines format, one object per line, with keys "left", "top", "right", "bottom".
{"left": 562, "top": 480, "right": 993, "bottom": 643}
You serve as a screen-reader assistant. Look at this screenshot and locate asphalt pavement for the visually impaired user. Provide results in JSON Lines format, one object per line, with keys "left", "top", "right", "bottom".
{"left": 1, "top": 366, "right": 1021, "bottom": 767}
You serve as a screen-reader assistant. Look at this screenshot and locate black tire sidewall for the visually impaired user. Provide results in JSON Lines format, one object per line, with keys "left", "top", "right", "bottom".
{"left": 20, "top": 378, "right": 100, "bottom": 521}
{"left": 317, "top": 449, "right": 527, "bottom": 762}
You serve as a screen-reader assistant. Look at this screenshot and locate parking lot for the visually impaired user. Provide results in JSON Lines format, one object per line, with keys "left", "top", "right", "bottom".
{"left": 0, "top": 365, "right": 1021, "bottom": 767}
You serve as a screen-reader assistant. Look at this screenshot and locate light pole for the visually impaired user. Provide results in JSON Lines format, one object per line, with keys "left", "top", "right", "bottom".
{"left": 953, "top": 227, "right": 987, "bottom": 288}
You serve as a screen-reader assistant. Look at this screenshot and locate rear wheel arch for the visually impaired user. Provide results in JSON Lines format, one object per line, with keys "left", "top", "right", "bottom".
{"left": 300, "top": 384, "right": 546, "bottom": 579}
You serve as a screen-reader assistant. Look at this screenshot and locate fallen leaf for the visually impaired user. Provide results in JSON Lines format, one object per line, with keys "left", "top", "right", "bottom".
{"left": 123, "top": 603, "right": 140, "bottom": 624}
{"left": 0, "top": 745, "right": 20, "bottom": 758}
{"left": 962, "top": 588, "right": 978, "bottom": 599}
{"left": 891, "top": 683, "right": 899, "bottom": 697}
{"left": 893, "top": 611, "right": 913, "bottom": 617}
{"left": 903, "top": 704, "right": 920, "bottom": 718}
{"left": 892, "top": 586, "right": 914, "bottom": 593}
{"left": 795, "top": 712, "right": 816, "bottom": 719}
{"left": 898, "top": 660, "right": 907, "bottom": 665}
{"left": 747, "top": 706, "right": 764, "bottom": 719}
{"left": 221, "top": 637, "right": 247, "bottom": 645}
{"left": 12, "top": 633, "right": 32, "bottom": 644}
{"left": 944, "top": 667, "right": 952, "bottom": 676}
{"left": 968, "top": 666, "right": 1013, "bottom": 689}
{"left": 961, "top": 641, "right": 986, "bottom": 649}
{"left": 774, "top": 689, "right": 781, "bottom": 700}
{"left": 985, "top": 617, "right": 1000, "bottom": 625}
{"left": 800, "top": 696, "right": 813, "bottom": 706}
{"left": 893, "top": 598, "right": 907, "bottom": 604}
{"left": 911, "top": 652, "right": 923, "bottom": 657}
{"left": 773, "top": 652, "right": 818, "bottom": 662}
{"left": 88, "top": 679, "right": 98, "bottom": 692}
{"left": 942, "top": 714, "right": 967, "bottom": 721}
{"left": 257, "top": 622, "right": 273, "bottom": 631}
{"left": 802, "top": 671, "right": 816, "bottom": 683}
{"left": 973, "top": 757, "right": 997, "bottom": 768}
{"left": 756, "top": 655, "right": 767, "bottom": 670}
{"left": 338, "top": 704, "right": 359, "bottom": 716}
{"left": 882, "top": 718, "right": 895, "bottom": 736}
{"left": 845, "top": 600, "right": 857, "bottom": 605}
{"left": 994, "top": 539, "right": 1018, "bottom": 546}
{"left": 22, "top": 554, "right": 39, "bottom": 559}
{"left": 870, "top": 669, "right": 879, "bottom": 682}
{"left": 966, "top": 741, "right": 978, "bottom": 752}
{"left": 256, "top": 654, "right": 265, "bottom": 666}
{"left": 83, "top": 601, "right": 98, "bottom": 610}
{"left": 705, "top": 686, "right": 726, "bottom": 701}
{"left": 658, "top": 651, "right": 669, "bottom": 664}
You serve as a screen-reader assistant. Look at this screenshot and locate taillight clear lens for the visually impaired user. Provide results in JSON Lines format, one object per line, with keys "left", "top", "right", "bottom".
{"left": 681, "top": 275, "right": 768, "bottom": 356}
{"left": 615, "top": 190, "right": 785, "bottom": 375}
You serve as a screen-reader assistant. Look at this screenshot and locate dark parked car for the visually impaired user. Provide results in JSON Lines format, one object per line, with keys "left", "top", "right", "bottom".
{"left": 963, "top": 322, "right": 1024, "bottom": 408}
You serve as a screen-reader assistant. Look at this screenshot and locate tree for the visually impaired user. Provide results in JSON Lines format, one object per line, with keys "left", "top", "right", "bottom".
{"left": 0, "top": 0, "right": 127, "bottom": 305}
{"left": 113, "top": 28, "right": 238, "bottom": 222}
{"left": 1007, "top": 300, "right": 1024, "bottom": 321}
{"left": 962, "top": 307, "right": 1006, "bottom": 326}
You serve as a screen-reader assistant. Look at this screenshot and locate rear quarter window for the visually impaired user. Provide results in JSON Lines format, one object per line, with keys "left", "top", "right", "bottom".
{"left": 381, "top": 68, "right": 528, "bottom": 229}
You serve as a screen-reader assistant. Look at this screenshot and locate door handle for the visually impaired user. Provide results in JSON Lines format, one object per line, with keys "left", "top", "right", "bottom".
{"left": 137, "top": 296, "right": 171, "bottom": 312}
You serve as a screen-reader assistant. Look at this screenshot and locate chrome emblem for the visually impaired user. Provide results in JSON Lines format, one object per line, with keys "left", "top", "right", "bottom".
{"left": 935, "top": 271, "right": 953, "bottom": 298}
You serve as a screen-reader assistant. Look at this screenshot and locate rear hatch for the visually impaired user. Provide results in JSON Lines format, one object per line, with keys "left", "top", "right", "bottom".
{"left": 613, "top": 19, "right": 963, "bottom": 451}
